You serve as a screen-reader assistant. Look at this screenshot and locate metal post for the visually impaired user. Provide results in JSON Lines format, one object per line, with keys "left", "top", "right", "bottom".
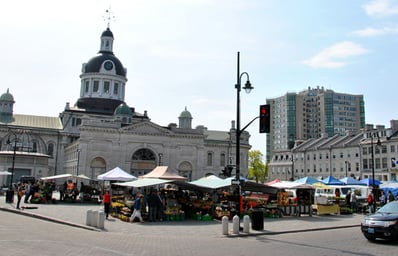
{"left": 76, "top": 149, "right": 81, "bottom": 176}
{"left": 235, "top": 52, "right": 241, "bottom": 217}
{"left": 10, "top": 137, "right": 17, "bottom": 189}
{"left": 234, "top": 52, "right": 253, "bottom": 218}
{"left": 5, "top": 132, "right": 17, "bottom": 203}
{"left": 371, "top": 135, "right": 376, "bottom": 212}
{"left": 291, "top": 154, "right": 294, "bottom": 181}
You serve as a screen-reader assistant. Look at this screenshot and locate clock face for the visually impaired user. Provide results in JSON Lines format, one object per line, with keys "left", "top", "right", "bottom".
{"left": 104, "top": 61, "right": 113, "bottom": 71}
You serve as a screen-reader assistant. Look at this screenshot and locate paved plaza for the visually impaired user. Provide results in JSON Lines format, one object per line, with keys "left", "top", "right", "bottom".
{"left": 0, "top": 194, "right": 370, "bottom": 256}
{"left": 0, "top": 194, "right": 363, "bottom": 236}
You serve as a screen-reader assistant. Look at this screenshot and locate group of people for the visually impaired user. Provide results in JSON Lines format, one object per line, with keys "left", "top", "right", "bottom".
{"left": 102, "top": 188, "right": 167, "bottom": 223}
{"left": 366, "top": 190, "right": 396, "bottom": 214}
{"left": 129, "top": 189, "right": 166, "bottom": 223}
{"left": 15, "top": 181, "right": 40, "bottom": 209}
{"left": 345, "top": 188, "right": 397, "bottom": 214}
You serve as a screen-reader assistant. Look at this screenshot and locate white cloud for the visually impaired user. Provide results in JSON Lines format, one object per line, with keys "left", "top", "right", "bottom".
{"left": 353, "top": 26, "right": 398, "bottom": 36}
{"left": 302, "top": 41, "right": 368, "bottom": 68}
{"left": 363, "top": 0, "right": 398, "bottom": 16}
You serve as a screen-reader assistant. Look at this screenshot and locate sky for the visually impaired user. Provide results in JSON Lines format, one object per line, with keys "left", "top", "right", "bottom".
{"left": 2, "top": 0, "right": 398, "bottom": 158}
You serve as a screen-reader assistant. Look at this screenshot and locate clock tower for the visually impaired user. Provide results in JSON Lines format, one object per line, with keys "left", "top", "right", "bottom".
{"left": 75, "top": 26, "right": 128, "bottom": 114}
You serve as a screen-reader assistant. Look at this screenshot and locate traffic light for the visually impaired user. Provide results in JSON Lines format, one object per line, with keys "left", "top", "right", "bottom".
{"left": 221, "top": 165, "right": 233, "bottom": 177}
{"left": 259, "top": 104, "right": 270, "bottom": 133}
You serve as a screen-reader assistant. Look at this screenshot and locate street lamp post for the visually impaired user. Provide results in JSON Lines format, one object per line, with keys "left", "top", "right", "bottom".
{"left": 289, "top": 135, "right": 295, "bottom": 181}
{"left": 6, "top": 132, "right": 18, "bottom": 203}
{"left": 76, "top": 149, "right": 81, "bottom": 176}
{"left": 291, "top": 154, "right": 295, "bottom": 181}
{"left": 370, "top": 133, "right": 380, "bottom": 213}
{"left": 235, "top": 51, "right": 253, "bottom": 218}
{"left": 158, "top": 153, "right": 163, "bottom": 166}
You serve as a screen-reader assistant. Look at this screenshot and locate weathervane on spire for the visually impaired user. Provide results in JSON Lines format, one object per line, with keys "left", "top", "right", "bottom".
{"left": 103, "top": 7, "right": 115, "bottom": 28}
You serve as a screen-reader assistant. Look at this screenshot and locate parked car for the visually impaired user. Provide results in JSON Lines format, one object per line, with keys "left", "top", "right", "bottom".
{"left": 361, "top": 201, "right": 398, "bottom": 241}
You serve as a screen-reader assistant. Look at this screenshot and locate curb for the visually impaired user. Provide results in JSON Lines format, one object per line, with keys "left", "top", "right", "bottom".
{"left": 0, "top": 206, "right": 101, "bottom": 232}
{"left": 226, "top": 224, "right": 360, "bottom": 237}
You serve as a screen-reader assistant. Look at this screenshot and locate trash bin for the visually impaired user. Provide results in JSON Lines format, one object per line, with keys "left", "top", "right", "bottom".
{"left": 251, "top": 208, "right": 264, "bottom": 231}
{"left": 5, "top": 190, "right": 14, "bottom": 203}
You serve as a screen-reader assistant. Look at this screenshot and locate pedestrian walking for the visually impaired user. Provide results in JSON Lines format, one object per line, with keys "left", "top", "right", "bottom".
{"left": 24, "top": 182, "right": 31, "bottom": 203}
{"left": 350, "top": 190, "right": 357, "bottom": 213}
{"left": 103, "top": 190, "right": 111, "bottom": 219}
{"left": 388, "top": 191, "right": 395, "bottom": 203}
{"left": 379, "top": 190, "right": 386, "bottom": 206}
{"left": 367, "top": 191, "right": 374, "bottom": 214}
{"left": 130, "top": 194, "right": 144, "bottom": 223}
{"left": 16, "top": 183, "right": 25, "bottom": 209}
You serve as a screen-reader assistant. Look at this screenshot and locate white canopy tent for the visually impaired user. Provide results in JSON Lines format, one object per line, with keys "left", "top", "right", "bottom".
{"left": 188, "top": 175, "right": 231, "bottom": 190}
{"left": 141, "top": 166, "right": 187, "bottom": 180}
{"left": 97, "top": 167, "right": 136, "bottom": 181}
{"left": 40, "top": 174, "right": 74, "bottom": 180}
{"left": 269, "top": 180, "right": 314, "bottom": 189}
{"left": 114, "top": 178, "right": 173, "bottom": 188}
{"left": 40, "top": 174, "right": 92, "bottom": 181}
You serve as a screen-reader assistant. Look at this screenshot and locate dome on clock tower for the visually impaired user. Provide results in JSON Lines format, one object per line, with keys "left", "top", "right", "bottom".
{"left": 76, "top": 27, "right": 128, "bottom": 114}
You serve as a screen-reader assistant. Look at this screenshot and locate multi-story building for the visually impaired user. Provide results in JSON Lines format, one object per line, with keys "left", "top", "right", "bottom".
{"left": 268, "top": 121, "right": 398, "bottom": 182}
{"left": 266, "top": 86, "right": 365, "bottom": 162}
{"left": 0, "top": 25, "right": 251, "bottom": 188}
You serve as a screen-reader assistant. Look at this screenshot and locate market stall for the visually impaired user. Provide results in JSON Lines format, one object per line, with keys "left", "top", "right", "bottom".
{"left": 312, "top": 182, "right": 340, "bottom": 215}
{"left": 39, "top": 173, "right": 94, "bottom": 203}
{"left": 268, "top": 181, "right": 314, "bottom": 216}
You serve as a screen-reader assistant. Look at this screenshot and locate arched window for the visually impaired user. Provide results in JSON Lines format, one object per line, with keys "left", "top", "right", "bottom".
{"left": 91, "top": 157, "right": 107, "bottom": 179}
{"left": 131, "top": 148, "right": 156, "bottom": 177}
{"left": 47, "top": 143, "right": 54, "bottom": 157}
{"left": 207, "top": 152, "right": 213, "bottom": 166}
{"left": 220, "top": 153, "right": 226, "bottom": 166}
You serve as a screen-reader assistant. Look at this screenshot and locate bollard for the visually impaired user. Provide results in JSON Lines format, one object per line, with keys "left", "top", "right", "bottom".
{"left": 222, "top": 216, "right": 229, "bottom": 235}
{"left": 86, "top": 210, "right": 93, "bottom": 226}
{"left": 232, "top": 215, "right": 240, "bottom": 234}
{"left": 92, "top": 210, "right": 99, "bottom": 228}
{"left": 97, "top": 210, "right": 105, "bottom": 229}
{"left": 243, "top": 215, "right": 250, "bottom": 233}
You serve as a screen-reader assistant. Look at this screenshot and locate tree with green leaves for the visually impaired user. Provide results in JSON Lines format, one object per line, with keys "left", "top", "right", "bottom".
{"left": 248, "top": 150, "right": 267, "bottom": 183}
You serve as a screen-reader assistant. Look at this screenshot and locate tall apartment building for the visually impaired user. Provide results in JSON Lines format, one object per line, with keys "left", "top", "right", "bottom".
{"left": 266, "top": 86, "right": 365, "bottom": 162}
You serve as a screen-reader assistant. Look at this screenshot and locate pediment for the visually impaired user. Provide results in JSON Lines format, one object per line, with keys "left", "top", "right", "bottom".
{"left": 121, "top": 121, "right": 172, "bottom": 135}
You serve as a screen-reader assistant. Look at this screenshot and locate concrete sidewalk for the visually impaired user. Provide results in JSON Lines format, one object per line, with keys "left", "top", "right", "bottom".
{"left": 0, "top": 195, "right": 363, "bottom": 236}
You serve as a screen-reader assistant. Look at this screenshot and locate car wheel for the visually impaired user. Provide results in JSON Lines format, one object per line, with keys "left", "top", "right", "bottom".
{"left": 364, "top": 234, "right": 376, "bottom": 241}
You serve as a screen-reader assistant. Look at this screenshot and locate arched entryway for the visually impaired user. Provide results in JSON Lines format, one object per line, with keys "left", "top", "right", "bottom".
{"left": 90, "top": 157, "right": 106, "bottom": 179}
{"left": 178, "top": 161, "right": 193, "bottom": 181}
{"left": 131, "top": 148, "right": 157, "bottom": 177}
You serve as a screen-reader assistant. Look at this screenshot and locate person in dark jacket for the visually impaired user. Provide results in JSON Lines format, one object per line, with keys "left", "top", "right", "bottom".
{"left": 148, "top": 189, "right": 161, "bottom": 222}
{"left": 345, "top": 190, "right": 351, "bottom": 208}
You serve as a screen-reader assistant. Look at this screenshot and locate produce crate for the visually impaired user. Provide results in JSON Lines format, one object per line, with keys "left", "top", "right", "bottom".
{"left": 201, "top": 215, "right": 212, "bottom": 221}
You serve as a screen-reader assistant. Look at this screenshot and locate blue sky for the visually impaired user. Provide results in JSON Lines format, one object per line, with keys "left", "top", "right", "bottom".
{"left": 2, "top": 0, "right": 398, "bottom": 158}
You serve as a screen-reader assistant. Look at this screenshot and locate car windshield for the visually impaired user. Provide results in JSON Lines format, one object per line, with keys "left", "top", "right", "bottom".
{"left": 377, "top": 201, "right": 398, "bottom": 214}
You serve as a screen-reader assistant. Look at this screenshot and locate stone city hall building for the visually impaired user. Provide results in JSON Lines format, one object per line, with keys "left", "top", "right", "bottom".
{"left": 0, "top": 25, "right": 251, "bottom": 187}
